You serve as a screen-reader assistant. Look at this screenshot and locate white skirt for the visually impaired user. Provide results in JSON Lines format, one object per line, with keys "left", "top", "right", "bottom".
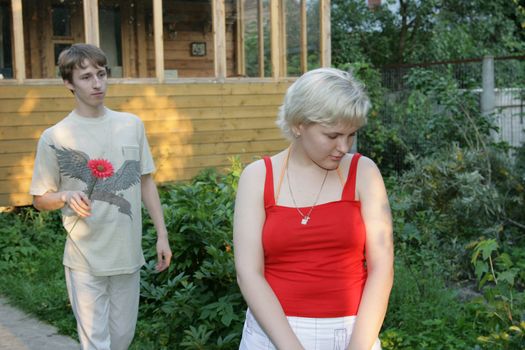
{"left": 239, "top": 309, "right": 382, "bottom": 350}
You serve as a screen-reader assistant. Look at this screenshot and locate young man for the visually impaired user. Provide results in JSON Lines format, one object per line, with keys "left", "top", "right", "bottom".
{"left": 30, "top": 43, "right": 172, "bottom": 350}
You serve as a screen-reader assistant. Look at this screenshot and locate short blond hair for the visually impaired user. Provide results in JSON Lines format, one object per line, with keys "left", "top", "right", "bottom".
{"left": 276, "top": 67, "right": 370, "bottom": 140}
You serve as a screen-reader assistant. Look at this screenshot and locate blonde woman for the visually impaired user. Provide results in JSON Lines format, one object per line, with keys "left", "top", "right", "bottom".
{"left": 234, "top": 68, "right": 394, "bottom": 350}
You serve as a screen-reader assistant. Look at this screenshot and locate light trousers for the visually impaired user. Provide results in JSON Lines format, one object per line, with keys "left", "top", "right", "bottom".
{"left": 239, "top": 308, "right": 382, "bottom": 350}
{"left": 65, "top": 267, "right": 140, "bottom": 350}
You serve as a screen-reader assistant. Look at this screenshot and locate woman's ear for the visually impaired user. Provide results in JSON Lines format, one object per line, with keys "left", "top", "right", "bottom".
{"left": 291, "top": 124, "right": 303, "bottom": 138}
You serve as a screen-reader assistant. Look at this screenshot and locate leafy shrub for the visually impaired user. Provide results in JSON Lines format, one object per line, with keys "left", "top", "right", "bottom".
{"left": 477, "top": 321, "right": 525, "bottom": 349}
{"left": 381, "top": 259, "right": 480, "bottom": 349}
{"left": 371, "top": 63, "right": 525, "bottom": 349}
{"left": 0, "top": 208, "right": 77, "bottom": 337}
{"left": 347, "top": 65, "right": 496, "bottom": 178}
{"left": 135, "top": 162, "right": 245, "bottom": 350}
{"left": 337, "top": 62, "right": 410, "bottom": 176}
{"left": 387, "top": 143, "right": 525, "bottom": 349}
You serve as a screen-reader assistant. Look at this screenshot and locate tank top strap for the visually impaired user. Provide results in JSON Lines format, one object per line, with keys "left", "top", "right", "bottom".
{"left": 341, "top": 153, "right": 362, "bottom": 201}
{"left": 263, "top": 156, "right": 275, "bottom": 207}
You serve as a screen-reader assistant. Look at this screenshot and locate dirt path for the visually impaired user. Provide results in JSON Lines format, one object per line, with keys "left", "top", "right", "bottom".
{"left": 0, "top": 297, "right": 79, "bottom": 350}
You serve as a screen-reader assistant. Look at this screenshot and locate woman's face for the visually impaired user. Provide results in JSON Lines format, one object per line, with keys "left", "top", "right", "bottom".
{"left": 295, "top": 121, "right": 358, "bottom": 170}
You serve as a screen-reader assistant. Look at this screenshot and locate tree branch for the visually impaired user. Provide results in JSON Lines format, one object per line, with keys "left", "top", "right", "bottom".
{"left": 506, "top": 217, "right": 525, "bottom": 230}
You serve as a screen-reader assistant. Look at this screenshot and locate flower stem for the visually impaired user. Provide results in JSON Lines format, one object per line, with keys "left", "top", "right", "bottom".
{"left": 67, "top": 178, "right": 98, "bottom": 236}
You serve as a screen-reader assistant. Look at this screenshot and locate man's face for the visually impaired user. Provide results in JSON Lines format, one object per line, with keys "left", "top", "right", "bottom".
{"left": 65, "top": 60, "right": 107, "bottom": 112}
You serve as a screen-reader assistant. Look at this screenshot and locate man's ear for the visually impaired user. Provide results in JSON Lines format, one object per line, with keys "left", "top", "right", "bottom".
{"left": 63, "top": 79, "right": 75, "bottom": 94}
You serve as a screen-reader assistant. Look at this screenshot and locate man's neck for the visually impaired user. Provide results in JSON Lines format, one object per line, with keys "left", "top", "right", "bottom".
{"left": 74, "top": 105, "right": 106, "bottom": 118}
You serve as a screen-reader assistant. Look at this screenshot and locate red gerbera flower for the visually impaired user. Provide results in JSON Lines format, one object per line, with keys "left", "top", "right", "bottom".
{"left": 68, "top": 158, "right": 114, "bottom": 236}
{"left": 88, "top": 159, "right": 114, "bottom": 179}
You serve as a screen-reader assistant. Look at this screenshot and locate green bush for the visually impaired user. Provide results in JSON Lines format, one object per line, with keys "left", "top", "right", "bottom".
{"left": 381, "top": 260, "right": 480, "bottom": 349}
{"left": 363, "top": 63, "right": 525, "bottom": 349}
{"left": 386, "top": 145, "right": 525, "bottom": 349}
{"left": 134, "top": 162, "right": 245, "bottom": 349}
{"left": 0, "top": 208, "right": 77, "bottom": 337}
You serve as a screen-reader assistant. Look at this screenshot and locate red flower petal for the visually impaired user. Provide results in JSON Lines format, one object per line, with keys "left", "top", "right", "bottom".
{"left": 87, "top": 159, "right": 114, "bottom": 179}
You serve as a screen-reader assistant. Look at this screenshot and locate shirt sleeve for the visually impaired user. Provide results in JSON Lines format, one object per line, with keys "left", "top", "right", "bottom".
{"left": 29, "top": 131, "right": 60, "bottom": 196}
{"left": 138, "top": 119, "right": 156, "bottom": 175}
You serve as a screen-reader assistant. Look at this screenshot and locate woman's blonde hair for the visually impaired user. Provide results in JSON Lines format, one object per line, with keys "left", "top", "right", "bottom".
{"left": 276, "top": 67, "right": 370, "bottom": 140}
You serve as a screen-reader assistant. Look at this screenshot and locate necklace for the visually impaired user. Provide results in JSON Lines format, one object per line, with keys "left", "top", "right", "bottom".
{"left": 286, "top": 149, "right": 329, "bottom": 225}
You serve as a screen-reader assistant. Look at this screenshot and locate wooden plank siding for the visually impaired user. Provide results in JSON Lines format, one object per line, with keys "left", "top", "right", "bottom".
{"left": 0, "top": 81, "right": 290, "bottom": 207}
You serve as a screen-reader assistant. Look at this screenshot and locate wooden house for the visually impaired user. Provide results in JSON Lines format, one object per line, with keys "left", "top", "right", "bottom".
{"left": 0, "top": 0, "right": 332, "bottom": 207}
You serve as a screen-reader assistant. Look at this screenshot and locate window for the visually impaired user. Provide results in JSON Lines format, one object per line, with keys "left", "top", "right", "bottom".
{"left": 285, "top": 0, "right": 301, "bottom": 76}
{"left": 226, "top": 0, "right": 239, "bottom": 77}
{"left": 110, "top": 0, "right": 154, "bottom": 78}
{"left": 161, "top": 0, "right": 213, "bottom": 78}
{"left": 286, "top": 0, "right": 320, "bottom": 75}
{"left": 241, "top": 0, "right": 270, "bottom": 77}
{"left": 99, "top": 1, "right": 122, "bottom": 77}
{"left": 23, "top": 0, "right": 84, "bottom": 78}
{"left": 0, "top": 1, "right": 12, "bottom": 79}
{"left": 307, "top": 0, "right": 320, "bottom": 70}
{"left": 52, "top": 5, "right": 71, "bottom": 37}
{"left": 53, "top": 43, "right": 71, "bottom": 64}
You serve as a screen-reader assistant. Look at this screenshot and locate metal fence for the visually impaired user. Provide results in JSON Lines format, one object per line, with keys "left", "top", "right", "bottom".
{"left": 381, "top": 55, "right": 525, "bottom": 90}
{"left": 494, "top": 88, "right": 524, "bottom": 148}
{"left": 380, "top": 55, "right": 525, "bottom": 149}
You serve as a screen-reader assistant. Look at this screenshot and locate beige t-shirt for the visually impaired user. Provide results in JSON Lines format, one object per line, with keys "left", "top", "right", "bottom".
{"left": 30, "top": 108, "right": 155, "bottom": 276}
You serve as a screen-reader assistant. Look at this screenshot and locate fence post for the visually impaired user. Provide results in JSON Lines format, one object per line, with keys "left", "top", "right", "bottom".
{"left": 481, "top": 55, "right": 497, "bottom": 139}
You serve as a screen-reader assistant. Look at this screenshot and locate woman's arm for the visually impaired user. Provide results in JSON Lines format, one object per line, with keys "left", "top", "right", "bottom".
{"left": 234, "top": 160, "right": 304, "bottom": 350}
{"left": 347, "top": 157, "right": 394, "bottom": 350}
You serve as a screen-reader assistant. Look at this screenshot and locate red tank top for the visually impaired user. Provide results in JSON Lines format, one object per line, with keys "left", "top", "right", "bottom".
{"left": 262, "top": 154, "right": 367, "bottom": 318}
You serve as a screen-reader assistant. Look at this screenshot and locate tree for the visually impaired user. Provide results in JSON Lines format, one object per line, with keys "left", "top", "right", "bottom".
{"left": 331, "top": 0, "right": 525, "bottom": 67}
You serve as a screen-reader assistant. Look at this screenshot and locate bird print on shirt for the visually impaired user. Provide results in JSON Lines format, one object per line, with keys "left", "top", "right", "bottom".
{"left": 51, "top": 145, "right": 141, "bottom": 218}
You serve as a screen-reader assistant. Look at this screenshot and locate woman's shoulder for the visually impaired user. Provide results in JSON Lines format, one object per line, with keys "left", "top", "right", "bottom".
{"left": 355, "top": 154, "right": 378, "bottom": 169}
{"left": 236, "top": 158, "right": 267, "bottom": 198}
{"left": 354, "top": 154, "right": 384, "bottom": 189}
{"left": 242, "top": 150, "right": 288, "bottom": 177}
{"left": 339, "top": 153, "right": 378, "bottom": 176}
{"left": 241, "top": 158, "right": 265, "bottom": 177}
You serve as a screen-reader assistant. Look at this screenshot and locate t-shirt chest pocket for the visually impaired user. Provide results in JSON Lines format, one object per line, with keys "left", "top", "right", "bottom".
{"left": 122, "top": 145, "right": 140, "bottom": 161}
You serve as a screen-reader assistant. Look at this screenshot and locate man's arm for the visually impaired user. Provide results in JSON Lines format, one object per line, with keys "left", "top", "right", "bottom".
{"left": 31, "top": 132, "right": 92, "bottom": 217}
{"left": 141, "top": 174, "right": 172, "bottom": 272}
{"left": 33, "top": 190, "right": 91, "bottom": 217}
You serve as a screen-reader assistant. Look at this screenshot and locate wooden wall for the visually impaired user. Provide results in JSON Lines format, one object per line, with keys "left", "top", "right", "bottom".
{"left": 0, "top": 81, "right": 290, "bottom": 207}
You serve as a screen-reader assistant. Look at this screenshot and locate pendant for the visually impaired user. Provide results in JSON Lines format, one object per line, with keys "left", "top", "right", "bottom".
{"left": 301, "top": 216, "right": 310, "bottom": 225}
